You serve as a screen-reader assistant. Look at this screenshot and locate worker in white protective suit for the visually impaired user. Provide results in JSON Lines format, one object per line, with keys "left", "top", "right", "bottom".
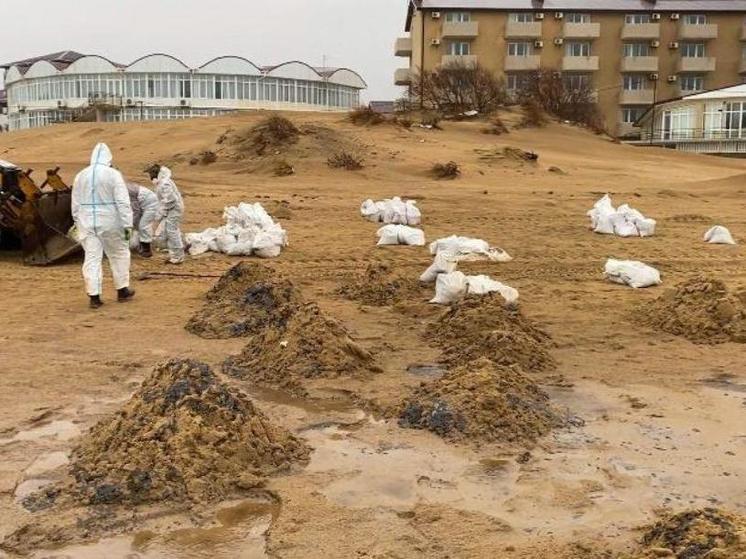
{"left": 148, "top": 164, "right": 185, "bottom": 264}
{"left": 126, "top": 183, "right": 158, "bottom": 258}
{"left": 71, "top": 143, "right": 136, "bottom": 308}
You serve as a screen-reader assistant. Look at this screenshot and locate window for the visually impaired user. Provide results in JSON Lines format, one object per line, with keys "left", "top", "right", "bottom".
{"left": 509, "top": 13, "right": 535, "bottom": 23}
{"left": 447, "top": 41, "right": 471, "bottom": 55}
{"left": 508, "top": 41, "right": 533, "bottom": 56}
{"left": 506, "top": 73, "right": 529, "bottom": 92}
{"left": 564, "top": 73, "right": 590, "bottom": 91}
{"left": 566, "top": 13, "right": 591, "bottom": 23}
{"left": 625, "top": 14, "right": 651, "bottom": 24}
{"left": 679, "top": 75, "right": 704, "bottom": 92}
{"left": 681, "top": 42, "right": 705, "bottom": 57}
{"left": 565, "top": 41, "right": 591, "bottom": 57}
{"left": 622, "top": 107, "right": 645, "bottom": 123}
{"left": 661, "top": 106, "right": 696, "bottom": 139}
{"left": 445, "top": 12, "right": 470, "bottom": 22}
{"left": 623, "top": 74, "right": 647, "bottom": 90}
{"left": 623, "top": 42, "right": 651, "bottom": 57}
{"left": 684, "top": 14, "right": 706, "bottom": 25}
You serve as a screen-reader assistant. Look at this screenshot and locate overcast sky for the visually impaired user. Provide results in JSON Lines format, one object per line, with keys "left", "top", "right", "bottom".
{"left": 1, "top": 0, "right": 408, "bottom": 101}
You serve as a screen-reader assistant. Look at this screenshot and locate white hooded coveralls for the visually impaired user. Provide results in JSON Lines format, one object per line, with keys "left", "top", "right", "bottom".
{"left": 71, "top": 143, "right": 133, "bottom": 296}
{"left": 127, "top": 183, "right": 159, "bottom": 243}
{"left": 154, "top": 166, "right": 185, "bottom": 262}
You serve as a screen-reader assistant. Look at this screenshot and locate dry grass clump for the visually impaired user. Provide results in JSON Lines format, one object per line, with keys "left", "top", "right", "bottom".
{"left": 518, "top": 100, "right": 550, "bottom": 128}
{"left": 237, "top": 116, "right": 300, "bottom": 156}
{"left": 328, "top": 152, "right": 365, "bottom": 171}
{"left": 421, "top": 112, "right": 443, "bottom": 130}
{"left": 273, "top": 159, "right": 295, "bottom": 177}
{"left": 482, "top": 116, "right": 510, "bottom": 136}
{"left": 431, "top": 161, "right": 461, "bottom": 180}
{"left": 348, "top": 106, "right": 386, "bottom": 126}
{"left": 190, "top": 150, "right": 218, "bottom": 166}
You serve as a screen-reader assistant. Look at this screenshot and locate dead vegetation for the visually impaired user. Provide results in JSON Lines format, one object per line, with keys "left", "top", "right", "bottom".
{"left": 236, "top": 116, "right": 300, "bottom": 156}
{"left": 348, "top": 106, "right": 386, "bottom": 126}
{"left": 431, "top": 161, "right": 461, "bottom": 180}
{"left": 518, "top": 99, "right": 551, "bottom": 129}
{"left": 273, "top": 159, "right": 295, "bottom": 176}
{"left": 482, "top": 115, "right": 510, "bottom": 135}
{"left": 328, "top": 151, "right": 365, "bottom": 170}
{"left": 189, "top": 150, "right": 218, "bottom": 166}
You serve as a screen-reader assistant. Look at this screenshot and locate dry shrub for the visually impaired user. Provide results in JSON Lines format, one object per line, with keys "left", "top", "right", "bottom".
{"left": 421, "top": 112, "right": 443, "bottom": 129}
{"left": 348, "top": 106, "right": 385, "bottom": 126}
{"left": 273, "top": 159, "right": 295, "bottom": 176}
{"left": 431, "top": 161, "right": 461, "bottom": 180}
{"left": 483, "top": 115, "right": 509, "bottom": 135}
{"left": 328, "top": 152, "right": 364, "bottom": 170}
{"left": 518, "top": 99, "right": 550, "bottom": 129}
{"left": 394, "top": 116, "right": 413, "bottom": 129}
{"left": 190, "top": 150, "right": 218, "bottom": 166}
{"left": 239, "top": 116, "right": 300, "bottom": 156}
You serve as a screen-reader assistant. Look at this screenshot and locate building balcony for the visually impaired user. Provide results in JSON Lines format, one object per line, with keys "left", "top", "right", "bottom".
{"left": 441, "top": 54, "right": 478, "bottom": 68}
{"left": 504, "top": 55, "right": 541, "bottom": 71}
{"left": 621, "top": 56, "right": 659, "bottom": 72}
{"left": 678, "top": 23, "right": 718, "bottom": 40}
{"left": 394, "top": 68, "right": 412, "bottom": 86}
{"left": 395, "top": 37, "right": 412, "bottom": 57}
{"left": 563, "top": 22, "right": 601, "bottom": 38}
{"left": 562, "top": 56, "right": 599, "bottom": 72}
{"left": 505, "top": 21, "right": 542, "bottom": 38}
{"left": 678, "top": 57, "right": 716, "bottom": 73}
{"left": 442, "top": 21, "right": 479, "bottom": 39}
{"left": 619, "top": 89, "right": 655, "bottom": 105}
{"left": 621, "top": 23, "right": 660, "bottom": 40}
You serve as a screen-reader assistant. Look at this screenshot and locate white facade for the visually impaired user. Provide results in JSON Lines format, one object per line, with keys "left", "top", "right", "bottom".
{"left": 4, "top": 54, "right": 367, "bottom": 130}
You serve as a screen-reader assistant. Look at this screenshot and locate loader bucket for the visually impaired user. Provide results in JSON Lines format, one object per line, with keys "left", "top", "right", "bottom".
{"left": 22, "top": 189, "right": 80, "bottom": 266}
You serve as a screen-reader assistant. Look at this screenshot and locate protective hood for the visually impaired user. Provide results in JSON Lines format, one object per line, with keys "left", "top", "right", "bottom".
{"left": 157, "top": 166, "right": 173, "bottom": 182}
{"left": 90, "top": 143, "right": 113, "bottom": 167}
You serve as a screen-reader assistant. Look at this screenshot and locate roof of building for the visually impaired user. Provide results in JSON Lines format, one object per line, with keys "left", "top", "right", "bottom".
{"left": 0, "top": 50, "right": 95, "bottom": 71}
{"left": 406, "top": 0, "right": 746, "bottom": 29}
{"left": 636, "top": 82, "right": 746, "bottom": 123}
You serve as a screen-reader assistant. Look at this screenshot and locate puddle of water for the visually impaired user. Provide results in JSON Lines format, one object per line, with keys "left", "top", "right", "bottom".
{"left": 0, "top": 420, "right": 80, "bottom": 445}
{"left": 406, "top": 363, "right": 447, "bottom": 379}
{"left": 247, "top": 385, "right": 357, "bottom": 415}
{"left": 25, "top": 451, "right": 69, "bottom": 477}
{"left": 30, "top": 500, "right": 277, "bottom": 559}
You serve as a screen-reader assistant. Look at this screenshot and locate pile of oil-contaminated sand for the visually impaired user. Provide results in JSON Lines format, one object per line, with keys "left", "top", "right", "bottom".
{"left": 185, "top": 262, "right": 302, "bottom": 339}
{"left": 69, "top": 358, "right": 310, "bottom": 505}
{"left": 628, "top": 508, "right": 746, "bottom": 559}
{"left": 398, "top": 358, "right": 563, "bottom": 445}
{"left": 223, "top": 302, "right": 380, "bottom": 395}
{"left": 337, "top": 262, "right": 427, "bottom": 306}
{"left": 641, "top": 277, "right": 746, "bottom": 345}
{"left": 428, "top": 295, "right": 556, "bottom": 372}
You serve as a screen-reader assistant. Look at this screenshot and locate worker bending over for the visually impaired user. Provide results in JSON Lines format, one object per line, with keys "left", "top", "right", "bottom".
{"left": 71, "top": 143, "right": 135, "bottom": 308}
{"left": 127, "top": 182, "right": 158, "bottom": 257}
{"left": 148, "top": 164, "right": 185, "bottom": 264}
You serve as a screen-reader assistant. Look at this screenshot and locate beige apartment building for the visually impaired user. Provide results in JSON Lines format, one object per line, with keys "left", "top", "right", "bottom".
{"left": 395, "top": 0, "right": 746, "bottom": 137}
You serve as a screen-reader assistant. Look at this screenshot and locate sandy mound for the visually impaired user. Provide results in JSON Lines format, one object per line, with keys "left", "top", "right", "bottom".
{"left": 398, "top": 358, "right": 563, "bottom": 444}
{"left": 223, "top": 303, "right": 380, "bottom": 395}
{"left": 337, "top": 262, "right": 427, "bottom": 306}
{"left": 641, "top": 277, "right": 746, "bottom": 345}
{"left": 631, "top": 508, "right": 746, "bottom": 559}
{"left": 186, "top": 262, "right": 302, "bottom": 339}
{"left": 428, "top": 295, "right": 556, "bottom": 372}
{"left": 70, "top": 358, "right": 309, "bottom": 505}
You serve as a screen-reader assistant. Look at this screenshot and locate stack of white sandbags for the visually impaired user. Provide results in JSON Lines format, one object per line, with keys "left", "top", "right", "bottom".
{"left": 376, "top": 224, "right": 426, "bottom": 246}
{"left": 588, "top": 194, "right": 656, "bottom": 238}
{"left": 704, "top": 225, "right": 736, "bottom": 245}
{"left": 430, "top": 271, "right": 519, "bottom": 305}
{"left": 361, "top": 197, "right": 421, "bottom": 226}
{"left": 428, "top": 235, "right": 512, "bottom": 263}
{"left": 185, "top": 202, "right": 288, "bottom": 258}
{"left": 604, "top": 259, "right": 661, "bottom": 289}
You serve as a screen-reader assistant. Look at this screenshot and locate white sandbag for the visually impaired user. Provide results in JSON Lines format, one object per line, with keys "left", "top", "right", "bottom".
{"left": 704, "top": 225, "right": 736, "bottom": 245}
{"left": 253, "top": 223, "right": 288, "bottom": 258}
{"left": 610, "top": 213, "right": 638, "bottom": 238}
{"left": 188, "top": 241, "right": 210, "bottom": 256}
{"left": 225, "top": 241, "right": 253, "bottom": 256}
{"left": 430, "top": 271, "right": 468, "bottom": 304}
{"left": 389, "top": 197, "right": 408, "bottom": 225}
{"left": 587, "top": 194, "right": 615, "bottom": 230}
{"left": 593, "top": 212, "right": 616, "bottom": 235}
{"left": 420, "top": 252, "right": 458, "bottom": 283}
{"left": 589, "top": 195, "right": 656, "bottom": 238}
{"left": 485, "top": 248, "right": 513, "bottom": 263}
{"left": 405, "top": 200, "right": 422, "bottom": 226}
{"left": 635, "top": 217, "right": 657, "bottom": 238}
{"left": 429, "top": 235, "right": 512, "bottom": 262}
{"left": 216, "top": 232, "right": 238, "bottom": 253}
{"left": 604, "top": 259, "right": 661, "bottom": 289}
{"left": 360, "top": 199, "right": 381, "bottom": 223}
{"left": 616, "top": 203, "right": 645, "bottom": 222}
{"left": 376, "top": 224, "right": 425, "bottom": 246}
{"left": 465, "top": 275, "right": 519, "bottom": 305}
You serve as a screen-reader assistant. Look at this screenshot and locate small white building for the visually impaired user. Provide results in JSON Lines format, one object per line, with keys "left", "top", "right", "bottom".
{"left": 635, "top": 83, "right": 746, "bottom": 154}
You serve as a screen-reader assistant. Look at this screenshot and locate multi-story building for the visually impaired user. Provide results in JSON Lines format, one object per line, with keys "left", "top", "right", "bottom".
{"left": 395, "top": 0, "right": 746, "bottom": 137}
{"left": 1, "top": 51, "right": 366, "bottom": 131}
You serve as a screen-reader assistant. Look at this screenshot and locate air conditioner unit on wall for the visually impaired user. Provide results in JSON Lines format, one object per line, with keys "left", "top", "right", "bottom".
{"left": 535, "top": 12, "right": 545, "bottom": 20}
{"left": 554, "top": 37, "right": 564, "bottom": 46}
{"left": 651, "top": 13, "right": 661, "bottom": 20}
{"left": 651, "top": 40, "right": 660, "bottom": 48}
{"left": 431, "top": 38, "right": 441, "bottom": 46}
{"left": 535, "top": 40, "right": 544, "bottom": 48}
{"left": 671, "top": 13, "right": 680, "bottom": 20}
{"left": 668, "top": 75, "right": 678, "bottom": 82}
{"left": 555, "top": 12, "right": 564, "bottom": 19}
{"left": 431, "top": 11, "right": 441, "bottom": 19}
{"left": 649, "top": 73, "right": 659, "bottom": 81}
{"left": 669, "top": 41, "right": 679, "bottom": 49}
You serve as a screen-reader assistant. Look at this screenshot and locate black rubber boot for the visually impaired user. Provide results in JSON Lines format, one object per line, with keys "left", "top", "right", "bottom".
{"left": 117, "top": 287, "right": 136, "bottom": 302}
{"left": 140, "top": 242, "right": 153, "bottom": 258}
{"left": 89, "top": 295, "right": 104, "bottom": 309}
